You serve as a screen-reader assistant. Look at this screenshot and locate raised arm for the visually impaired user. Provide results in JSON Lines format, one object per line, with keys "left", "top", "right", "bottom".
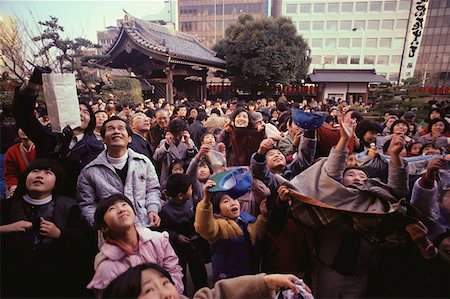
{"left": 387, "top": 134, "right": 408, "bottom": 197}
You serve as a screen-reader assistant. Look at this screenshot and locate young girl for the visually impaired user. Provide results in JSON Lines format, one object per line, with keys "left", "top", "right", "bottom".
{"left": 104, "top": 262, "right": 311, "bottom": 299}
{"left": 87, "top": 194, "right": 183, "bottom": 296}
{"left": 0, "top": 159, "right": 92, "bottom": 298}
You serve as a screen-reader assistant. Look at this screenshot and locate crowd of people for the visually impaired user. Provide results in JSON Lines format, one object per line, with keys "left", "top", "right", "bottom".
{"left": 0, "top": 67, "right": 449, "bottom": 298}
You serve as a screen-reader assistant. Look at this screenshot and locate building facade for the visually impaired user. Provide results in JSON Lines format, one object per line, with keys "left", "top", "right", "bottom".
{"left": 278, "top": 0, "right": 413, "bottom": 82}
{"left": 178, "top": 0, "right": 271, "bottom": 48}
{"left": 414, "top": 0, "right": 450, "bottom": 87}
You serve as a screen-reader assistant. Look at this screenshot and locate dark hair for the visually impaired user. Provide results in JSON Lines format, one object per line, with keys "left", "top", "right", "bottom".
{"left": 165, "top": 173, "right": 192, "bottom": 197}
{"left": 419, "top": 143, "right": 440, "bottom": 155}
{"left": 94, "top": 109, "right": 109, "bottom": 117}
{"left": 391, "top": 119, "right": 411, "bottom": 135}
{"left": 14, "top": 158, "right": 65, "bottom": 199}
{"left": 355, "top": 120, "right": 382, "bottom": 140}
{"left": 100, "top": 116, "right": 133, "bottom": 138}
{"left": 94, "top": 194, "right": 135, "bottom": 229}
{"left": 198, "top": 160, "right": 213, "bottom": 175}
{"left": 168, "top": 159, "right": 185, "bottom": 175}
{"left": 211, "top": 192, "right": 228, "bottom": 214}
{"left": 167, "top": 118, "right": 187, "bottom": 134}
{"left": 196, "top": 110, "right": 208, "bottom": 122}
{"left": 201, "top": 132, "right": 215, "bottom": 143}
{"left": 210, "top": 108, "right": 222, "bottom": 116}
{"left": 230, "top": 107, "right": 255, "bottom": 128}
{"left": 428, "top": 118, "right": 449, "bottom": 134}
{"left": 345, "top": 110, "right": 364, "bottom": 123}
{"left": 407, "top": 141, "right": 422, "bottom": 153}
{"left": 343, "top": 166, "right": 368, "bottom": 177}
{"left": 79, "top": 101, "right": 96, "bottom": 134}
{"left": 383, "top": 140, "right": 391, "bottom": 154}
{"left": 103, "top": 263, "right": 174, "bottom": 298}
{"left": 427, "top": 107, "right": 446, "bottom": 121}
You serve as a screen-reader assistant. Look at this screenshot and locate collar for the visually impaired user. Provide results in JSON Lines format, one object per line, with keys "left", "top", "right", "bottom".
{"left": 105, "top": 227, "right": 140, "bottom": 255}
{"left": 23, "top": 194, "right": 53, "bottom": 205}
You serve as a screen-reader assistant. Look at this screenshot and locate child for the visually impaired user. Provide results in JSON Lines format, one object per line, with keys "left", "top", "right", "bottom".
{"left": 87, "top": 194, "right": 183, "bottom": 296}
{"left": 103, "top": 262, "right": 312, "bottom": 299}
{"left": 194, "top": 180, "right": 268, "bottom": 282}
{"left": 0, "top": 159, "right": 91, "bottom": 298}
{"left": 159, "top": 174, "right": 208, "bottom": 292}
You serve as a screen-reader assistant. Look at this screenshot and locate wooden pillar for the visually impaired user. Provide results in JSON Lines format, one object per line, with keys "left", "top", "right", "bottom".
{"left": 201, "top": 72, "right": 207, "bottom": 100}
{"left": 165, "top": 67, "right": 174, "bottom": 104}
{"left": 365, "top": 83, "right": 369, "bottom": 105}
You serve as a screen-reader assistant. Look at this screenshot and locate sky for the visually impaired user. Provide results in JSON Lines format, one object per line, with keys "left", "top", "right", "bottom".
{"left": 0, "top": 0, "right": 170, "bottom": 42}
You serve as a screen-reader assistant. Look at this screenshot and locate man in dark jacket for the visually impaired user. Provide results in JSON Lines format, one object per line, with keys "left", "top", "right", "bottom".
{"left": 12, "top": 67, "right": 104, "bottom": 197}
{"left": 188, "top": 110, "right": 208, "bottom": 148}
{"left": 129, "top": 112, "right": 152, "bottom": 160}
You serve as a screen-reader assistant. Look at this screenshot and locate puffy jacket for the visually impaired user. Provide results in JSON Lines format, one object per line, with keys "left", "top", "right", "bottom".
{"left": 77, "top": 149, "right": 161, "bottom": 227}
{"left": 87, "top": 227, "right": 183, "bottom": 294}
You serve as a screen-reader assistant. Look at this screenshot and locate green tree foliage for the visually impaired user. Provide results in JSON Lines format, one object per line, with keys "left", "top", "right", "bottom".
{"left": 213, "top": 14, "right": 310, "bottom": 96}
{"left": 110, "top": 78, "right": 143, "bottom": 103}
{"left": 32, "top": 16, "right": 108, "bottom": 98}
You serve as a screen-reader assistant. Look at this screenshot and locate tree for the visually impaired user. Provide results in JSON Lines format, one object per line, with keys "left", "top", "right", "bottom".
{"left": 213, "top": 14, "right": 311, "bottom": 97}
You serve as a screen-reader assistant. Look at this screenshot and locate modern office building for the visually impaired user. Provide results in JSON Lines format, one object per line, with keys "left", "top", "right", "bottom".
{"left": 276, "top": 0, "right": 413, "bottom": 82}
{"left": 178, "top": 0, "right": 272, "bottom": 48}
{"left": 414, "top": 0, "right": 450, "bottom": 87}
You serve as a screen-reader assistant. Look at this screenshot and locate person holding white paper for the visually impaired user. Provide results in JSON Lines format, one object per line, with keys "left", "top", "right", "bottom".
{"left": 13, "top": 67, "right": 104, "bottom": 197}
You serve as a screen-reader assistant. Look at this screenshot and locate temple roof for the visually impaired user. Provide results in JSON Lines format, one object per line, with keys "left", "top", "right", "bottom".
{"left": 104, "top": 14, "right": 226, "bottom": 69}
{"left": 307, "top": 69, "right": 389, "bottom": 83}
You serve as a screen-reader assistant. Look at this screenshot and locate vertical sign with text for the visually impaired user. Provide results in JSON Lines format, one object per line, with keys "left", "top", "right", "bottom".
{"left": 400, "top": 0, "right": 429, "bottom": 82}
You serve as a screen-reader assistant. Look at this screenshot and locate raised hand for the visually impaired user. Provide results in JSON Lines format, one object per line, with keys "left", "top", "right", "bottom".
{"left": 257, "top": 138, "right": 275, "bottom": 155}
{"left": 202, "top": 180, "right": 216, "bottom": 203}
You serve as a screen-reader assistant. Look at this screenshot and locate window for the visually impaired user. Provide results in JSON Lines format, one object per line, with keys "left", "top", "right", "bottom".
{"left": 379, "top": 38, "right": 391, "bottom": 48}
{"left": 383, "top": 2, "right": 396, "bottom": 11}
{"left": 312, "top": 38, "right": 323, "bottom": 47}
{"left": 312, "top": 21, "right": 324, "bottom": 31}
{"left": 325, "top": 38, "right": 337, "bottom": 48}
{"left": 353, "top": 20, "right": 366, "bottom": 30}
{"left": 286, "top": 4, "right": 297, "bottom": 14}
{"left": 352, "top": 38, "right": 362, "bottom": 47}
{"left": 339, "top": 38, "right": 350, "bottom": 48}
{"left": 366, "top": 38, "right": 378, "bottom": 48}
{"left": 382, "top": 20, "right": 394, "bottom": 30}
{"left": 340, "top": 20, "right": 352, "bottom": 30}
{"left": 391, "top": 55, "right": 402, "bottom": 64}
{"left": 299, "top": 21, "right": 310, "bottom": 31}
{"left": 393, "top": 38, "right": 404, "bottom": 48}
{"left": 337, "top": 56, "right": 348, "bottom": 64}
{"left": 396, "top": 19, "right": 408, "bottom": 29}
{"left": 399, "top": 1, "right": 411, "bottom": 10}
{"left": 328, "top": 3, "right": 339, "bottom": 13}
{"left": 355, "top": 2, "right": 368, "bottom": 12}
{"left": 370, "top": 2, "right": 382, "bottom": 12}
{"left": 311, "top": 55, "right": 321, "bottom": 64}
{"left": 368, "top": 20, "right": 380, "bottom": 30}
{"left": 350, "top": 56, "right": 360, "bottom": 64}
{"left": 300, "top": 4, "right": 311, "bottom": 13}
{"left": 314, "top": 3, "right": 325, "bottom": 13}
{"left": 364, "top": 56, "right": 376, "bottom": 64}
{"left": 326, "top": 21, "right": 338, "bottom": 31}
{"left": 377, "top": 55, "right": 389, "bottom": 65}
{"left": 324, "top": 55, "right": 335, "bottom": 64}
{"left": 341, "top": 2, "right": 353, "bottom": 12}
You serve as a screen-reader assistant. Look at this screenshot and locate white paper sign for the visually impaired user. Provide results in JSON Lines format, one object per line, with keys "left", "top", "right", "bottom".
{"left": 42, "top": 73, "right": 81, "bottom": 133}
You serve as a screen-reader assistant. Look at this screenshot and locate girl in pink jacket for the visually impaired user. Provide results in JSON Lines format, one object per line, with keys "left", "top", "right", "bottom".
{"left": 87, "top": 194, "right": 183, "bottom": 297}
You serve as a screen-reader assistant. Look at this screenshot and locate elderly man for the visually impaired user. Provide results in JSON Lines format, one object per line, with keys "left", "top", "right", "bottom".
{"left": 77, "top": 116, "right": 162, "bottom": 228}
{"left": 129, "top": 112, "right": 152, "bottom": 159}
{"left": 149, "top": 108, "right": 170, "bottom": 152}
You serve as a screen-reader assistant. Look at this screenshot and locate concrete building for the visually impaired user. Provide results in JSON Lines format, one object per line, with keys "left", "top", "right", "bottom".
{"left": 276, "top": 0, "right": 413, "bottom": 82}
{"left": 178, "top": 0, "right": 271, "bottom": 48}
{"left": 414, "top": 0, "right": 450, "bottom": 87}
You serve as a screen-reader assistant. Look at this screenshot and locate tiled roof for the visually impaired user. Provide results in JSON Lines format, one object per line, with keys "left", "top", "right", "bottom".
{"left": 106, "top": 15, "right": 226, "bottom": 68}
{"left": 308, "top": 69, "right": 389, "bottom": 83}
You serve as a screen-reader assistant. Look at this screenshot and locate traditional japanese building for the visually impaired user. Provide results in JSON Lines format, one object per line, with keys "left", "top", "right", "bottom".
{"left": 98, "top": 13, "right": 226, "bottom": 103}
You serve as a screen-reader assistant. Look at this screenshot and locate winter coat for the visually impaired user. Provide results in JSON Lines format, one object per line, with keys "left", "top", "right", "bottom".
{"left": 87, "top": 227, "right": 183, "bottom": 294}
{"left": 77, "top": 148, "right": 161, "bottom": 227}
{"left": 194, "top": 200, "right": 267, "bottom": 281}
{"left": 1, "top": 195, "right": 92, "bottom": 298}
{"left": 12, "top": 89, "right": 104, "bottom": 196}
{"left": 277, "top": 132, "right": 296, "bottom": 157}
{"left": 128, "top": 132, "right": 152, "bottom": 160}
{"left": 4, "top": 142, "right": 35, "bottom": 195}
{"left": 153, "top": 138, "right": 197, "bottom": 184}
